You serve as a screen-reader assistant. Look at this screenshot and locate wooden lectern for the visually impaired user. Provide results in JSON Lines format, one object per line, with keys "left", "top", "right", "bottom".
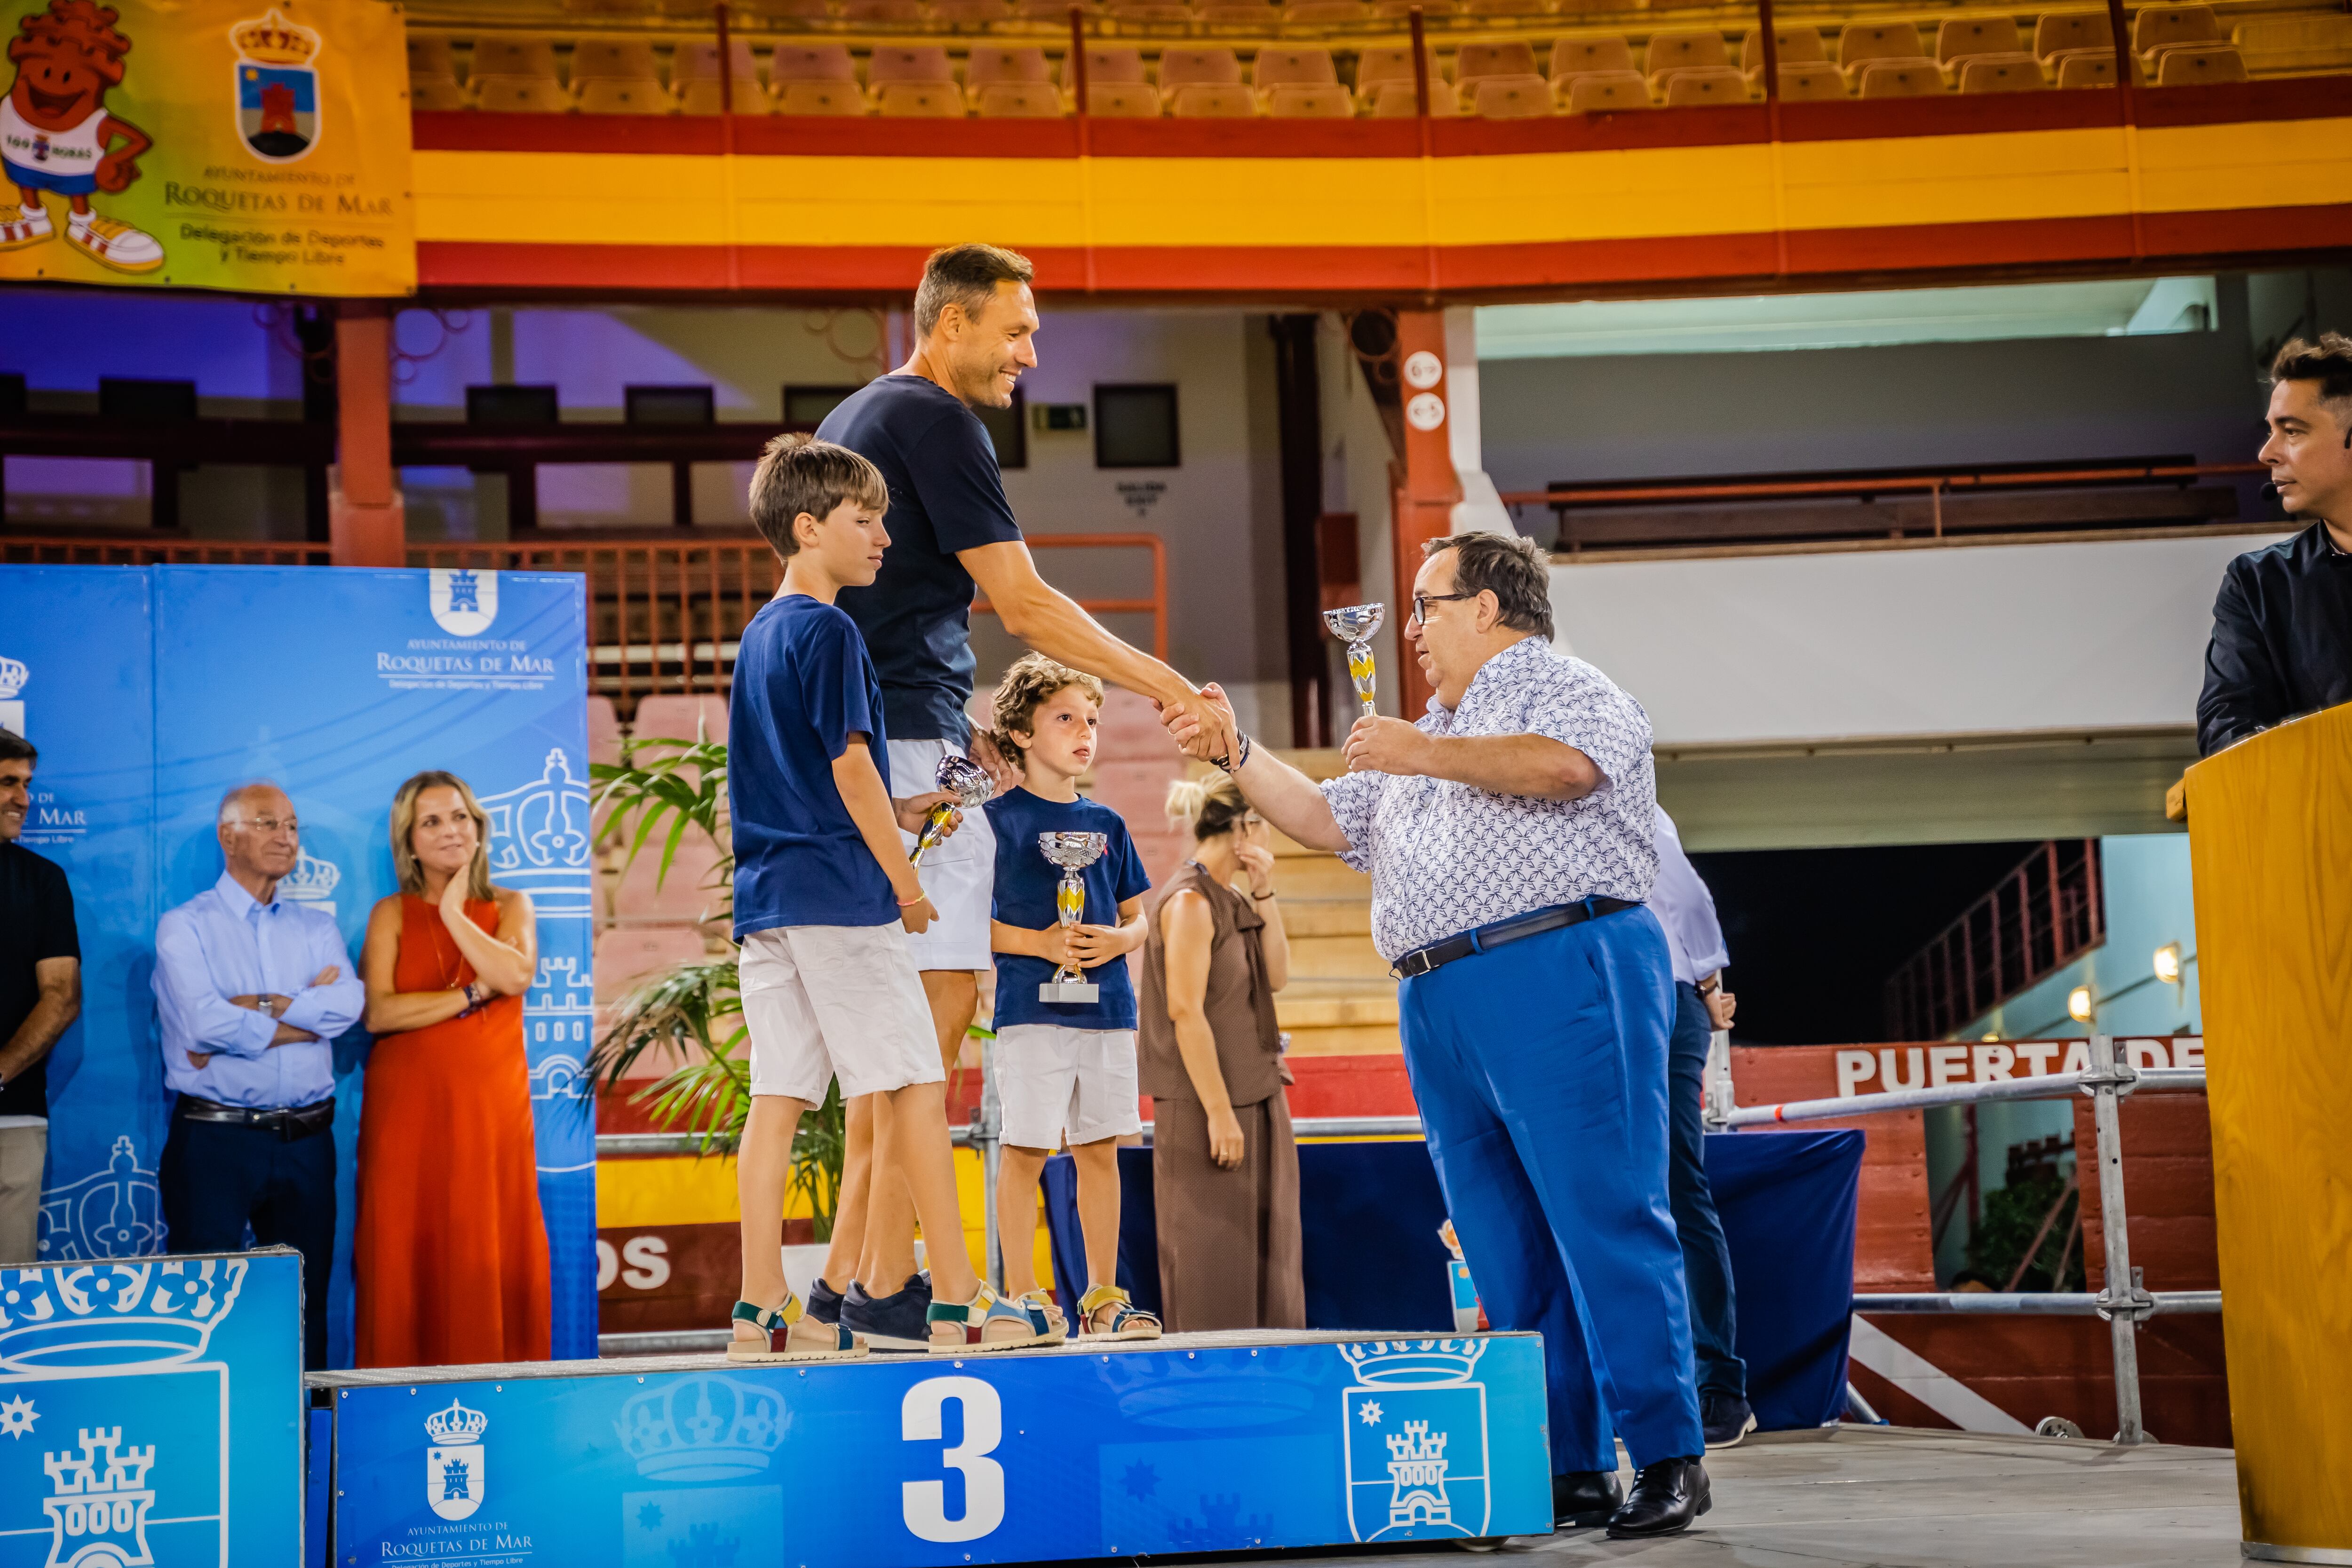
{"left": 2186, "top": 702, "right": 2352, "bottom": 1560}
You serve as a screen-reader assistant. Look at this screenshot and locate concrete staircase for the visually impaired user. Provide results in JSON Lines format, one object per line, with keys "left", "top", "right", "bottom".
{"left": 1267, "top": 748, "right": 1400, "bottom": 1058}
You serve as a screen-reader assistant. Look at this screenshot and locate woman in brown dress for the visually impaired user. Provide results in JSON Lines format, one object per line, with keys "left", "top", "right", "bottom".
{"left": 1138, "top": 772, "right": 1304, "bottom": 1331}
{"left": 354, "top": 770, "right": 551, "bottom": 1367}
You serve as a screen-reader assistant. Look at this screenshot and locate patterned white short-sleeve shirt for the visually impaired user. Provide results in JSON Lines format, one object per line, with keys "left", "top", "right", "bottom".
{"left": 1319, "top": 635, "right": 1658, "bottom": 961}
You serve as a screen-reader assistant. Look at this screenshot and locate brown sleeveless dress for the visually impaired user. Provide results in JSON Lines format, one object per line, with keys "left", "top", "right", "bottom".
{"left": 1137, "top": 862, "right": 1304, "bottom": 1332}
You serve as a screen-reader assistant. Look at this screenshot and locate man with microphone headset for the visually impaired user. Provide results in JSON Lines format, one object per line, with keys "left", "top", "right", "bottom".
{"left": 2198, "top": 333, "right": 2352, "bottom": 756}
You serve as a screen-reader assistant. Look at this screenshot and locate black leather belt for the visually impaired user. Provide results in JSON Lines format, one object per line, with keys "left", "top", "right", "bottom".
{"left": 1393, "top": 897, "right": 1640, "bottom": 980}
{"left": 175, "top": 1095, "right": 335, "bottom": 1140}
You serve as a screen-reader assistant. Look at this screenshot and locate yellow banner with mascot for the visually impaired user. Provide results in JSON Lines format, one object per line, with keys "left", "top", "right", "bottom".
{"left": 0, "top": 0, "right": 411, "bottom": 294}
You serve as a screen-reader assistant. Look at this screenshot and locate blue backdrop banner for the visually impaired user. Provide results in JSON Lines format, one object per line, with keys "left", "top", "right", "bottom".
{"left": 333, "top": 1334, "right": 1552, "bottom": 1566}
{"left": 0, "top": 565, "right": 596, "bottom": 1365}
{"left": 0, "top": 1248, "right": 306, "bottom": 1568}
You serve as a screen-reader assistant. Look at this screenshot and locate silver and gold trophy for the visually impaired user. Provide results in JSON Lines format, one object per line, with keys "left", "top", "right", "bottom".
{"left": 1323, "top": 603, "right": 1385, "bottom": 717}
{"left": 1037, "top": 830, "right": 1108, "bottom": 1003}
{"left": 909, "top": 753, "right": 994, "bottom": 866}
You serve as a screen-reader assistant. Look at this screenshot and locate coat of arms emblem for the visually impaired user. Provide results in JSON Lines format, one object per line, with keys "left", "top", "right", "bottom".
{"left": 230, "top": 9, "right": 319, "bottom": 162}
{"left": 424, "top": 1399, "right": 489, "bottom": 1522}
{"left": 429, "top": 568, "right": 498, "bottom": 637}
{"left": 1339, "top": 1339, "right": 1491, "bottom": 1541}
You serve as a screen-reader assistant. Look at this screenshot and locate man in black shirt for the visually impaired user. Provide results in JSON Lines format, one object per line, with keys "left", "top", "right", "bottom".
{"left": 2198, "top": 334, "right": 2352, "bottom": 756}
{"left": 816, "top": 244, "right": 1227, "bottom": 1348}
{"left": 0, "top": 729, "right": 80, "bottom": 1263}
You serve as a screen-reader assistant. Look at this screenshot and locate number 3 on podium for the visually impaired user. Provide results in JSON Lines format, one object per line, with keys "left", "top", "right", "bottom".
{"left": 902, "top": 1376, "right": 1006, "bottom": 1542}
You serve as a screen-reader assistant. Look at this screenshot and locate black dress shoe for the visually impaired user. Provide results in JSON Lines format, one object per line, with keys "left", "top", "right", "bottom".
{"left": 1551, "top": 1469, "right": 1624, "bottom": 1528}
{"left": 1605, "top": 1457, "right": 1710, "bottom": 1538}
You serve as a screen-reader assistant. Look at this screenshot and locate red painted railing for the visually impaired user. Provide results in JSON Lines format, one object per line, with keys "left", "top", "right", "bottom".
{"left": 1883, "top": 839, "right": 2106, "bottom": 1041}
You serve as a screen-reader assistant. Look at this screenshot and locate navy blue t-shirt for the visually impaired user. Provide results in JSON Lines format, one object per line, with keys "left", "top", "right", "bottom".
{"left": 729, "top": 594, "right": 897, "bottom": 937}
{"left": 823, "top": 375, "right": 1024, "bottom": 746}
{"left": 986, "top": 788, "right": 1152, "bottom": 1031}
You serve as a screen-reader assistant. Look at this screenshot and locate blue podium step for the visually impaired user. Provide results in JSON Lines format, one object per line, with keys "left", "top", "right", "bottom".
{"left": 316, "top": 1329, "right": 1552, "bottom": 1567}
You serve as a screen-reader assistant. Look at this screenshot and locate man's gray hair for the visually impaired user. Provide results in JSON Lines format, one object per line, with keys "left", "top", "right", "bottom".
{"left": 1424, "top": 531, "right": 1554, "bottom": 639}
{"left": 913, "top": 243, "right": 1034, "bottom": 336}
{"left": 217, "top": 779, "right": 287, "bottom": 825}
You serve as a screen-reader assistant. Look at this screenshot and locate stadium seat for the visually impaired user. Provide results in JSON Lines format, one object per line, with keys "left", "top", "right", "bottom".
{"left": 2134, "top": 4, "right": 2220, "bottom": 61}
{"left": 1372, "top": 0, "right": 1455, "bottom": 15}
{"left": 409, "top": 75, "right": 472, "bottom": 110}
{"left": 1463, "top": 0, "right": 1549, "bottom": 16}
{"left": 971, "top": 45, "right": 1049, "bottom": 85}
{"left": 571, "top": 38, "right": 662, "bottom": 82}
{"left": 1775, "top": 59, "right": 1848, "bottom": 97}
{"left": 1857, "top": 58, "right": 1944, "bottom": 95}
{"left": 588, "top": 696, "right": 624, "bottom": 772}
{"left": 593, "top": 926, "right": 710, "bottom": 1006}
{"left": 1936, "top": 16, "right": 2025, "bottom": 63}
{"left": 1200, "top": 1, "right": 1280, "bottom": 22}
{"left": 1355, "top": 42, "right": 1441, "bottom": 108}
{"left": 471, "top": 35, "right": 563, "bottom": 80}
{"left": 471, "top": 75, "right": 571, "bottom": 111}
{"left": 1838, "top": 21, "right": 1926, "bottom": 70}
{"left": 409, "top": 32, "right": 461, "bottom": 80}
{"left": 1110, "top": 2, "right": 1193, "bottom": 20}
{"left": 870, "top": 44, "right": 956, "bottom": 83}
{"left": 2154, "top": 42, "right": 2246, "bottom": 82}
{"left": 1170, "top": 81, "right": 1258, "bottom": 114}
{"left": 762, "top": 0, "right": 834, "bottom": 15}
{"left": 1645, "top": 29, "right": 1729, "bottom": 84}
{"left": 1957, "top": 53, "right": 2048, "bottom": 90}
{"left": 1014, "top": 0, "right": 1097, "bottom": 16}
{"left": 672, "top": 39, "right": 762, "bottom": 113}
{"left": 931, "top": 0, "right": 1011, "bottom": 20}
{"left": 632, "top": 693, "right": 729, "bottom": 743}
{"left": 2052, "top": 47, "right": 2127, "bottom": 85}
{"left": 1085, "top": 80, "right": 1163, "bottom": 113}
{"left": 1565, "top": 71, "right": 1652, "bottom": 111}
{"left": 1365, "top": 78, "right": 1458, "bottom": 114}
{"left": 2033, "top": 11, "right": 2113, "bottom": 62}
{"left": 1453, "top": 40, "right": 1539, "bottom": 105}
{"left": 1253, "top": 45, "right": 1337, "bottom": 89}
{"left": 1472, "top": 75, "right": 1552, "bottom": 116}
{"left": 1266, "top": 82, "right": 1353, "bottom": 115}
{"left": 577, "top": 80, "right": 673, "bottom": 112}
{"left": 1160, "top": 46, "right": 1244, "bottom": 85}
{"left": 1663, "top": 65, "right": 1749, "bottom": 104}
{"left": 1739, "top": 26, "right": 1826, "bottom": 72}
{"left": 877, "top": 80, "right": 969, "bottom": 113}
{"left": 1552, "top": 35, "right": 1636, "bottom": 80}
{"left": 775, "top": 79, "right": 869, "bottom": 112}
{"left": 771, "top": 42, "right": 858, "bottom": 81}
{"left": 1283, "top": 0, "right": 1367, "bottom": 21}
{"left": 840, "top": 0, "right": 926, "bottom": 19}
{"left": 976, "top": 80, "right": 1065, "bottom": 113}
{"left": 1062, "top": 45, "right": 1148, "bottom": 88}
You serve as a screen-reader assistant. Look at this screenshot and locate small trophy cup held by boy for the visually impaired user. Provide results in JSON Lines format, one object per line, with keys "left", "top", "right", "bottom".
{"left": 1323, "top": 603, "right": 1385, "bottom": 716}
{"left": 1036, "top": 830, "right": 1108, "bottom": 1003}
{"left": 910, "top": 753, "right": 993, "bottom": 866}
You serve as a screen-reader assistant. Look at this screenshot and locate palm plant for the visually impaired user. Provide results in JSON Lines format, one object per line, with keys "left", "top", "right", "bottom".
{"left": 588, "top": 730, "right": 850, "bottom": 1239}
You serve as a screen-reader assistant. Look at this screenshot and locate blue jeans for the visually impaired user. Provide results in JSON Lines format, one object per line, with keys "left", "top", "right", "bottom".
{"left": 159, "top": 1106, "right": 335, "bottom": 1371}
{"left": 1398, "top": 906, "right": 1703, "bottom": 1472}
{"left": 1669, "top": 982, "right": 1746, "bottom": 1400}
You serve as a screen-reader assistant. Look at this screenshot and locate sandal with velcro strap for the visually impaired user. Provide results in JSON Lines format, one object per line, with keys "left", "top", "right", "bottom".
{"left": 727, "top": 1294, "right": 866, "bottom": 1362}
{"left": 927, "top": 1284, "right": 1058, "bottom": 1352}
{"left": 1078, "top": 1283, "right": 1162, "bottom": 1341}
{"left": 1016, "top": 1288, "right": 1069, "bottom": 1342}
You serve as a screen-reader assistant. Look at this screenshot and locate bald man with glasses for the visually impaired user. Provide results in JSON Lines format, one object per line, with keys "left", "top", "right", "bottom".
{"left": 154, "top": 781, "right": 362, "bottom": 1368}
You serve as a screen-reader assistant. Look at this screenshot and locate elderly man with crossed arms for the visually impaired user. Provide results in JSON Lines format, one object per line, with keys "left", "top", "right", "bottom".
{"left": 1166, "top": 529, "right": 1708, "bottom": 1538}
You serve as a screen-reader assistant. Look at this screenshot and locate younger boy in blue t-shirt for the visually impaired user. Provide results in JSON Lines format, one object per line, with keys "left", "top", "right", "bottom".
{"left": 726, "top": 434, "right": 1050, "bottom": 1362}
{"left": 982, "top": 653, "right": 1160, "bottom": 1340}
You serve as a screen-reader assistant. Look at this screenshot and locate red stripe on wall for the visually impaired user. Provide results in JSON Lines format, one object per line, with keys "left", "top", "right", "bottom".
{"left": 416, "top": 203, "right": 2352, "bottom": 297}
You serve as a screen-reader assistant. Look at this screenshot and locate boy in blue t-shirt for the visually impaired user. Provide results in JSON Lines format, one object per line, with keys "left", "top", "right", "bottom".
{"left": 726, "top": 434, "right": 1051, "bottom": 1362}
{"left": 982, "top": 653, "right": 1160, "bottom": 1340}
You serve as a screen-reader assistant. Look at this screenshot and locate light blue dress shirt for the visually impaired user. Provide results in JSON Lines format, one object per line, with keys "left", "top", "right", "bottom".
{"left": 153, "top": 872, "right": 364, "bottom": 1109}
{"left": 1649, "top": 807, "right": 1729, "bottom": 988}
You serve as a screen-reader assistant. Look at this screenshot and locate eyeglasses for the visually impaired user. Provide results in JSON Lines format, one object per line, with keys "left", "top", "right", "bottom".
{"left": 1410, "top": 591, "right": 1476, "bottom": 625}
{"left": 232, "top": 816, "right": 299, "bottom": 835}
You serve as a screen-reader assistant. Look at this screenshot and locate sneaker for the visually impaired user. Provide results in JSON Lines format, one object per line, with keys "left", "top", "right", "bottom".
{"left": 0, "top": 203, "right": 52, "bottom": 250}
{"left": 805, "top": 1277, "right": 846, "bottom": 1327}
{"left": 1700, "top": 1390, "right": 1756, "bottom": 1449}
{"left": 842, "top": 1275, "right": 933, "bottom": 1353}
{"left": 65, "top": 211, "right": 164, "bottom": 273}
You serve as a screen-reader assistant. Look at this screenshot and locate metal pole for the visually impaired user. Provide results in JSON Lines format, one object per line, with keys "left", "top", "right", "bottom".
{"left": 977, "top": 1038, "right": 1004, "bottom": 1293}
{"left": 2088, "top": 1033, "right": 2152, "bottom": 1444}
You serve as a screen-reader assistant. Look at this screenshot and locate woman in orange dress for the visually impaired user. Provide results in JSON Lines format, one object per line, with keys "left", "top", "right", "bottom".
{"left": 354, "top": 769, "right": 551, "bottom": 1367}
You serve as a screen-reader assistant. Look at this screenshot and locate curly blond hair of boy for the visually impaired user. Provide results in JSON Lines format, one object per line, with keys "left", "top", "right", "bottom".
{"left": 988, "top": 653, "right": 1104, "bottom": 767}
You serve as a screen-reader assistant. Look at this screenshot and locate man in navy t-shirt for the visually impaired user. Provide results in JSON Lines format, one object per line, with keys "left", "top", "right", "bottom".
{"left": 817, "top": 243, "right": 1228, "bottom": 1335}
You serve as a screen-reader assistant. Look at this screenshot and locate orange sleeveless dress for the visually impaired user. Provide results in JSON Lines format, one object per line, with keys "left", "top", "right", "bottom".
{"left": 354, "top": 894, "right": 552, "bottom": 1368}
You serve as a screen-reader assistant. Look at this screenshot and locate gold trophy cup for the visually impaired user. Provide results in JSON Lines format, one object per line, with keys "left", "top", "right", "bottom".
{"left": 1037, "top": 830, "right": 1109, "bottom": 1003}
{"left": 910, "top": 753, "right": 994, "bottom": 867}
{"left": 1323, "top": 603, "right": 1386, "bottom": 717}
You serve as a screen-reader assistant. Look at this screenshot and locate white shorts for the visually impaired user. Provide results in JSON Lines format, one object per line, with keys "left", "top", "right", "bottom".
{"left": 740, "top": 925, "right": 946, "bottom": 1102}
{"left": 994, "top": 1023, "right": 1143, "bottom": 1151}
{"left": 889, "top": 737, "right": 996, "bottom": 972}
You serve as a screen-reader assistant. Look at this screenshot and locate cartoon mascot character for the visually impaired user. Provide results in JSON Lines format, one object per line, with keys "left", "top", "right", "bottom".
{"left": 1, "top": 0, "right": 163, "bottom": 272}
